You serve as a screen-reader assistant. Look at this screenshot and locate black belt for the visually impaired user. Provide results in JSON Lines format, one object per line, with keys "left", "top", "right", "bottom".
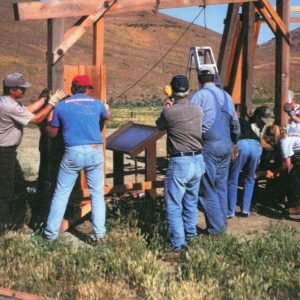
{"left": 171, "top": 150, "right": 202, "bottom": 157}
{"left": 0, "top": 145, "right": 17, "bottom": 152}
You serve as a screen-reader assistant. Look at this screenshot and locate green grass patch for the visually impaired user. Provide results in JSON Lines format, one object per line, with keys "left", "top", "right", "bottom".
{"left": 0, "top": 198, "right": 299, "bottom": 299}
{"left": 108, "top": 106, "right": 163, "bottom": 128}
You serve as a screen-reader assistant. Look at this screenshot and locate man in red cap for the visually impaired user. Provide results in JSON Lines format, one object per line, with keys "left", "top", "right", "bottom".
{"left": 44, "top": 74, "right": 110, "bottom": 241}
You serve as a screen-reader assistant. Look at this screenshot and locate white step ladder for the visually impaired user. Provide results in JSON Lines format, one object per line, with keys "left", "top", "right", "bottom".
{"left": 186, "top": 46, "right": 222, "bottom": 88}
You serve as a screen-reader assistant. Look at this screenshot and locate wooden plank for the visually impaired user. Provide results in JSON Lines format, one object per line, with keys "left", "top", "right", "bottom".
{"left": 14, "top": 0, "right": 259, "bottom": 21}
{"left": 100, "top": 66, "right": 107, "bottom": 179}
{"left": 14, "top": 0, "right": 106, "bottom": 21}
{"left": 290, "top": 17, "right": 300, "bottom": 23}
{"left": 224, "top": 16, "right": 243, "bottom": 103}
{"left": 255, "top": 4, "right": 277, "bottom": 33}
{"left": 257, "top": 0, "right": 290, "bottom": 44}
{"left": 241, "top": 2, "right": 255, "bottom": 117}
{"left": 93, "top": 18, "right": 105, "bottom": 67}
{"left": 218, "top": 3, "right": 241, "bottom": 88}
{"left": 60, "top": 203, "right": 91, "bottom": 233}
{"left": 108, "top": 0, "right": 259, "bottom": 15}
{"left": 47, "top": 1, "right": 64, "bottom": 91}
{"left": 104, "top": 181, "right": 164, "bottom": 195}
{"left": 145, "top": 143, "right": 157, "bottom": 198}
{"left": 290, "top": 6, "right": 300, "bottom": 12}
{"left": 53, "top": 2, "right": 115, "bottom": 63}
{"left": 0, "top": 287, "right": 45, "bottom": 300}
{"left": 230, "top": 21, "right": 243, "bottom": 104}
{"left": 275, "top": 0, "right": 290, "bottom": 126}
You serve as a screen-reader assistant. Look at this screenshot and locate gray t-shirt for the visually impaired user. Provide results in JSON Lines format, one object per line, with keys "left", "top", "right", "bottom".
{"left": 156, "top": 99, "right": 203, "bottom": 155}
{"left": 0, "top": 96, "right": 34, "bottom": 147}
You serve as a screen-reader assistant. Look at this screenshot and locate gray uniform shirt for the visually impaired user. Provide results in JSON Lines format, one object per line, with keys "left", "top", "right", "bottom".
{"left": 156, "top": 98, "right": 203, "bottom": 155}
{"left": 0, "top": 96, "right": 33, "bottom": 147}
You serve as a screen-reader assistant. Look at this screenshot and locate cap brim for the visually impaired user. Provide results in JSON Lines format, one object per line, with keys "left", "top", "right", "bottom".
{"left": 18, "top": 81, "right": 32, "bottom": 88}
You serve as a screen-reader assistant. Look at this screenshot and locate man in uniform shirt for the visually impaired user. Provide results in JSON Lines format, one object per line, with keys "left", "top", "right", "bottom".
{"left": 156, "top": 75, "right": 205, "bottom": 251}
{"left": 0, "top": 72, "right": 64, "bottom": 232}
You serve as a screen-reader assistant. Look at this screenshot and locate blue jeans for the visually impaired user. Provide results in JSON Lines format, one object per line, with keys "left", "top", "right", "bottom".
{"left": 200, "top": 151, "right": 232, "bottom": 236}
{"left": 164, "top": 154, "right": 205, "bottom": 250}
{"left": 44, "top": 145, "right": 105, "bottom": 240}
{"left": 228, "top": 139, "right": 262, "bottom": 216}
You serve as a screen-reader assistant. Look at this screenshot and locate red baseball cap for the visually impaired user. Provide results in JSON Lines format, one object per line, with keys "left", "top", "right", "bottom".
{"left": 72, "top": 75, "right": 94, "bottom": 89}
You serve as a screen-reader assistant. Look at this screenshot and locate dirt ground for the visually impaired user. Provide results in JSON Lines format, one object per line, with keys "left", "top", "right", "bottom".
{"left": 18, "top": 126, "right": 300, "bottom": 238}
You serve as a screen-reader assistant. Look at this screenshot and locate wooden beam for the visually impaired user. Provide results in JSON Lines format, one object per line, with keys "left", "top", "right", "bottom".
{"left": 47, "top": 0, "right": 64, "bottom": 91}
{"left": 255, "top": 3, "right": 277, "bottom": 33}
{"left": 241, "top": 2, "right": 256, "bottom": 117}
{"left": 104, "top": 181, "right": 164, "bottom": 195}
{"left": 227, "top": 18, "right": 243, "bottom": 95}
{"left": 290, "top": 17, "right": 300, "bottom": 23}
{"left": 14, "top": 0, "right": 105, "bottom": 21}
{"left": 255, "top": 0, "right": 290, "bottom": 45}
{"left": 275, "top": 0, "right": 290, "bottom": 126}
{"left": 218, "top": 3, "right": 241, "bottom": 88}
{"left": 108, "top": 0, "right": 259, "bottom": 15}
{"left": 14, "top": 0, "right": 259, "bottom": 21}
{"left": 53, "top": 2, "right": 115, "bottom": 63}
{"left": 290, "top": 6, "right": 300, "bottom": 12}
{"left": 0, "top": 287, "right": 45, "bottom": 300}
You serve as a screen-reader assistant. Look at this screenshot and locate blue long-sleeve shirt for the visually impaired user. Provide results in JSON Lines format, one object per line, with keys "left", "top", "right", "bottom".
{"left": 190, "top": 82, "right": 240, "bottom": 142}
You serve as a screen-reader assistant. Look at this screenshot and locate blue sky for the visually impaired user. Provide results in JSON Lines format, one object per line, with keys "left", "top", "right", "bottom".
{"left": 160, "top": 1, "right": 299, "bottom": 45}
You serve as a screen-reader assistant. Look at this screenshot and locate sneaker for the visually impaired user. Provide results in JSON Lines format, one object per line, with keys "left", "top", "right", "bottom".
{"left": 227, "top": 215, "right": 234, "bottom": 219}
{"left": 239, "top": 212, "right": 249, "bottom": 218}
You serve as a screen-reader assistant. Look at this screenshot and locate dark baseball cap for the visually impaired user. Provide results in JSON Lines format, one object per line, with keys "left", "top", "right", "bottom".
{"left": 170, "top": 75, "right": 189, "bottom": 93}
{"left": 3, "top": 72, "right": 32, "bottom": 88}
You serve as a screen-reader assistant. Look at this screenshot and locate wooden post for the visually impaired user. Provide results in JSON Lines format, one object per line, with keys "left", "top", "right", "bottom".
{"left": 275, "top": 0, "right": 290, "bottom": 126}
{"left": 241, "top": 2, "right": 255, "bottom": 117}
{"left": 218, "top": 3, "right": 241, "bottom": 88}
{"left": 145, "top": 144, "right": 157, "bottom": 198}
{"left": 46, "top": 0, "right": 64, "bottom": 91}
{"left": 113, "top": 152, "right": 124, "bottom": 186}
{"left": 226, "top": 15, "right": 243, "bottom": 104}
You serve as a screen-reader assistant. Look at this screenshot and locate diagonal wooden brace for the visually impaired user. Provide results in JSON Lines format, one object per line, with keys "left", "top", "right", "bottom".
{"left": 52, "top": 1, "right": 116, "bottom": 64}
{"left": 255, "top": 0, "right": 290, "bottom": 45}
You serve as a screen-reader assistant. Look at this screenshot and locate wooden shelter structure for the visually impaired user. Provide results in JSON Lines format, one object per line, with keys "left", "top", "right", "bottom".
{"left": 12, "top": 0, "right": 299, "bottom": 232}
